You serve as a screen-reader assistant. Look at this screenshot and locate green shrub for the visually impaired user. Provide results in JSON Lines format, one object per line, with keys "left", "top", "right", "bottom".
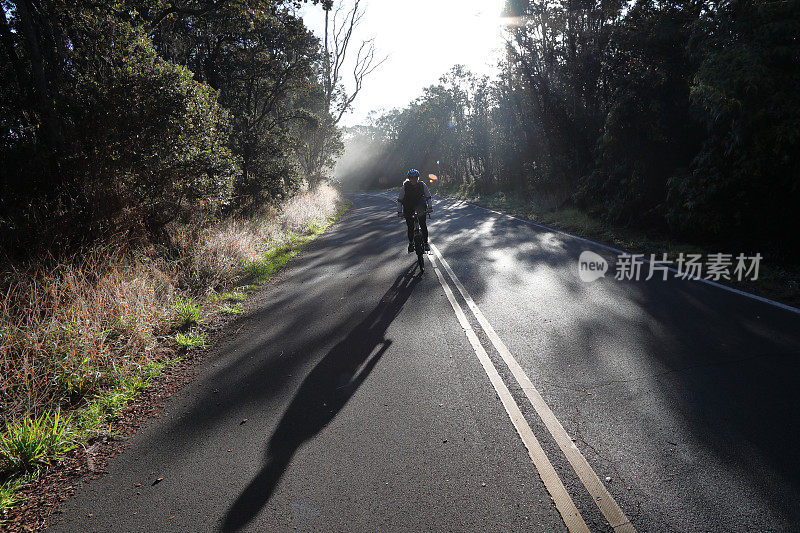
{"left": 0, "top": 410, "right": 72, "bottom": 475}
{"left": 175, "top": 331, "right": 207, "bottom": 349}
{"left": 173, "top": 297, "right": 203, "bottom": 326}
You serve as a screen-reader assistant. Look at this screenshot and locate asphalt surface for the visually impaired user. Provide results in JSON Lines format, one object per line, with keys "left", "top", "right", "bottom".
{"left": 50, "top": 193, "right": 800, "bottom": 532}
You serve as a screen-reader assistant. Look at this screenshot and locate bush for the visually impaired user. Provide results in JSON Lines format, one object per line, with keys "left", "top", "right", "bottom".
{"left": 73, "top": 16, "right": 239, "bottom": 236}
{"left": 173, "top": 298, "right": 203, "bottom": 326}
{"left": 0, "top": 410, "right": 71, "bottom": 475}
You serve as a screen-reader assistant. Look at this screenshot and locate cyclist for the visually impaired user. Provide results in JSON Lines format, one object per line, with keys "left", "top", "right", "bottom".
{"left": 397, "top": 169, "right": 432, "bottom": 252}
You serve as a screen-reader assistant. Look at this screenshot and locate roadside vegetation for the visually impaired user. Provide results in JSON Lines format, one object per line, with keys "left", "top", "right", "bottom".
{"left": 0, "top": 0, "right": 374, "bottom": 519}
{"left": 0, "top": 184, "right": 348, "bottom": 515}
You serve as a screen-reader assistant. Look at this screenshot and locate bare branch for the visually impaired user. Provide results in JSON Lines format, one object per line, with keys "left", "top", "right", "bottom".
{"left": 334, "top": 36, "right": 386, "bottom": 123}
{"left": 323, "top": 0, "right": 384, "bottom": 125}
{"left": 331, "top": 0, "right": 360, "bottom": 101}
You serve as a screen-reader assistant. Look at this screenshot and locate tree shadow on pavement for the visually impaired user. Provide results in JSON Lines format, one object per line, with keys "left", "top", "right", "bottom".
{"left": 221, "top": 264, "right": 421, "bottom": 531}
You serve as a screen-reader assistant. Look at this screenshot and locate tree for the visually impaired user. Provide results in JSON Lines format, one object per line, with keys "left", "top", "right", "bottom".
{"left": 0, "top": 1, "right": 237, "bottom": 256}
{"left": 299, "top": 0, "right": 385, "bottom": 185}
{"left": 0, "top": 0, "right": 332, "bottom": 258}
{"left": 673, "top": 0, "right": 800, "bottom": 253}
{"left": 576, "top": 0, "right": 704, "bottom": 226}
{"left": 148, "top": 0, "right": 330, "bottom": 209}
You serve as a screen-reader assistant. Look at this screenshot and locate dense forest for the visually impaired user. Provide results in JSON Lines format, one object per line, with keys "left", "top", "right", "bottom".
{"left": 0, "top": 0, "right": 358, "bottom": 261}
{"left": 339, "top": 0, "right": 800, "bottom": 258}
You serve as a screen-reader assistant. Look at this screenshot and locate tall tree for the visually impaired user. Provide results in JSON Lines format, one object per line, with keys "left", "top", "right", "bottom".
{"left": 298, "top": 0, "right": 384, "bottom": 185}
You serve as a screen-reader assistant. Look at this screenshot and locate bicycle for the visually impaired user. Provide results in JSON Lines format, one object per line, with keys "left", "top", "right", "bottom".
{"left": 411, "top": 209, "right": 430, "bottom": 273}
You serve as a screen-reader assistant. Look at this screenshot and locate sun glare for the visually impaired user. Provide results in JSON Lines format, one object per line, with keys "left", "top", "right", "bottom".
{"left": 300, "top": 0, "right": 507, "bottom": 126}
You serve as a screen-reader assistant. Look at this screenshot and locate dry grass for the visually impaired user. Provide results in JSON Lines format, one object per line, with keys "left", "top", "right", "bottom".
{"left": 281, "top": 182, "right": 341, "bottom": 231}
{"left": 173, "top": 183, "right": 341, "bottom": 290}
{"left": 0, "top": 249, "right": 177, "bottom": 420}
{"left": 0, "top": 184, "right": 342, "bottom": 425}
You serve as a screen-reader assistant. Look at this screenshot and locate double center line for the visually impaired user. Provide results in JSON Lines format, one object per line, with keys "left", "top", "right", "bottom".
{"left": 428, "top": 243, "right": 636, "bottom": 533}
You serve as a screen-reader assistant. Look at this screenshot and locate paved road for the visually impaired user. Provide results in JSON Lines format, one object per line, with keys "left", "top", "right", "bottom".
{"left": 51, "top": 193, "right": 800, "bottom": 532}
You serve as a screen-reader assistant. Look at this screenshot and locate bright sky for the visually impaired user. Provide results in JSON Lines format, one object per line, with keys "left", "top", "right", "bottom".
{"left": 299, "top": 0, "right": 507, "bottom": 127}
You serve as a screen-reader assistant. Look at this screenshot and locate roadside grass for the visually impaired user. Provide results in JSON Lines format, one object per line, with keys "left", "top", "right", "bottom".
{"left": 239, "top": 284, "right": 260, "bottom": 294}
{"left": 73, "top": 361, "right": 165, "bottom": 434}
{"left": 0, "top": 359, "right": 170, "bottom": 516}
{"left": 0, "top": 184, "right": 350, "bottom": 514}
{"left": 244, "top": 199, "right": 351, "bottom": 285}
{"left": 0, "top": 411, "right": 72, "bottom": 476}
{"left": 0, "top": 476, "right": 27, "bottom": 510}
{"left": 436, "top": 184, "right": 800, "bottom": 308}
{"left": 175, "top": 331, "right": 208, "bottom": 350}
{"left": 211, "top": 291, "right": 246, "bottom": 303}
{"left": 173, "top": 298, "right": 203, "bottom": 326}
{"left": 244, "top": 242, "right": 300, "bottom": 283}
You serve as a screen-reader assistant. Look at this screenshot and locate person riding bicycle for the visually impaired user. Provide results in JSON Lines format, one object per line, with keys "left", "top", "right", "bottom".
{"left": 397, "top": 169, "right": 432, "bottom": 253}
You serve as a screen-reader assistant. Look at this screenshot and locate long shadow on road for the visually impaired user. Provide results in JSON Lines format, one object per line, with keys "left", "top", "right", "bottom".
{"left": 221, "top": 264, "right": 421, "bottom": 531}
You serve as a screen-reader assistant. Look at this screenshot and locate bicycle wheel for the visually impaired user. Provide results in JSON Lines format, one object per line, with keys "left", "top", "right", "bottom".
{"left": 417, "top": 251, "right": 424, "bottom": 272}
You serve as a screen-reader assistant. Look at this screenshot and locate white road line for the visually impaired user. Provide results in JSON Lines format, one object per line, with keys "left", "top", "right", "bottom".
{"left": 429, "top": 254, "right": 590, "bottom": 533}
{"left": 431, "top": 243, "right": 637, "bottom": 533}
{"left": 439, "top": 196, "right": 800, "bottom": 316}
